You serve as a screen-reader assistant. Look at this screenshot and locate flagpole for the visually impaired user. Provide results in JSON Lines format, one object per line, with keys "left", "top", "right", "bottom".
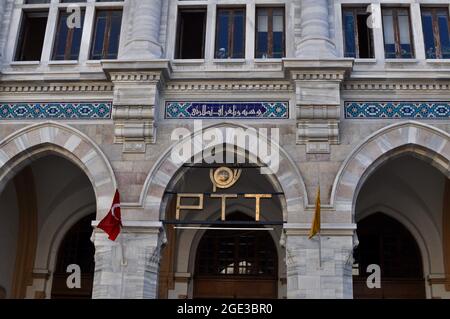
{"left": 318, "top": 230, "right": 322, "bottom": 268}
{"left": 120, "top": 229, "right": 127, "bottom": 266}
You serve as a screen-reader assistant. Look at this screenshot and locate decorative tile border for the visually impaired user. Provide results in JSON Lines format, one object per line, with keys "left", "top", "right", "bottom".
{"left": 165, "top": 101, "right": 289, "bottom": 119}
{"left": 0, "top": 102, "right": 112, "bottom": 120}
{"left": 345, "top": 102, "right": 450, "bottom": 119}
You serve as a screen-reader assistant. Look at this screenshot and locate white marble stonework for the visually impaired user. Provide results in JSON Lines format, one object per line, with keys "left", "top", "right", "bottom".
{"left": 0, "top": 0, "right": 449, "bottom": 299}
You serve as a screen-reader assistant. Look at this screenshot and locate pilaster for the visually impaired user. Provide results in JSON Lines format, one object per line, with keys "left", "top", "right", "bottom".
{"left": 285, "top": 224, "right": 356, "bottom": 299}
{"left": 102, "top": 60, "right": 171, "bottom": 153}
{"left": 284, "top": 59, "right": 353, "bottom": 153}
{"left": 91, "top": 221, "right": 164, "bottom": 299}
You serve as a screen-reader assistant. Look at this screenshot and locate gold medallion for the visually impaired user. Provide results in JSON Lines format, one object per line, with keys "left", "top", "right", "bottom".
{"left": 210, "top": 167, "right": 242, "bottom": 192}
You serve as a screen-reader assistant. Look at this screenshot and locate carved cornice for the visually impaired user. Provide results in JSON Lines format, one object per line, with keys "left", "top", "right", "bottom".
{"left": 291, "top": 72, "right": 345, "bottom": 81}
{"left": 0, "top": 82, "right": 113, "bottom": 93}
{"left": 343, "top": 81, "right": 450, "bottom": 91}
{"left": 165, "top": 82, "right": 293, "bottom": 92}
{"left": 109, "top": 72, "right": 161, "bottom": 83}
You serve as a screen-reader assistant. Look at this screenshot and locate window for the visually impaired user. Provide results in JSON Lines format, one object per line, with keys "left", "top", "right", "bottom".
{"left": 382, "top": 8, "right": 414, "bottom": 58}
{"left": 90, "top": 10, "right": 122, "bottom": 60}
{"left": 255, "top": 7, "right": 285, "bottom": 59}
{"left": 176, "top": 8, "right": 206, "bottom": 59}
{"left": 215, "top": 8, "right": 245, "bottom": 59}
{"left": 342, "top": 7, "right": 374, "bottom": 58}
{"left": 15, "top": 11, "right": 48, "bottom": 61}
{"left": 52, "top": 10, "right": 85, "bottom": 60}
{"left": 421, "top": 7, "right": 450, "bottom": 59}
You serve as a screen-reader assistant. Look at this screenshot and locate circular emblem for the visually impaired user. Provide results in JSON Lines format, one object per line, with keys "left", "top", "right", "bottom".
{"left": 210, "top": 167, "right": 242, "bottom": 191}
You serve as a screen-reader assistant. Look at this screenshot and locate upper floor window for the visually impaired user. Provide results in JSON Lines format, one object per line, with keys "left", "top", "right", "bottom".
{"left": 176, "top": 8, "right": 207, "bottom": 59}
{"left": 52, "top": 10, "right": 85, "bottom": 60}
{"left": 15, "top": 11, "right": 48, "bottom": 61}
{"left": 382, "top": 8, "right": 414, "bottom": 59}
{"left": 421, "top": 7, "right": 450, "bottom": 59}
{"left": 255, "top": 7, "right": 285, "bottom": 59}
{"left": 215, "top": 8, "right": 245, "bottom": 59}
{"left": 342, "top": 7, "right": 374, "bottom": 59}
{"left": 90, "top": 10, "right": 122, "bottom": 60}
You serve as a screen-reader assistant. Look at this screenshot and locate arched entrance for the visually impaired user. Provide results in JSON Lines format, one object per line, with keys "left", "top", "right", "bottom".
{"left": 51, "top": 213, "right": 96, "bottom": 299}
{"left": 353, "top": 153, "right": 448, "bottom": 298}
{"left": 353, "top": 213, "right": 425, "bottom": 299}
{"left": 194, "top": 213, "right": 278, "bottom": 299}
{"left": 332, "top": 122, "right": 450, "bottom": 298}
{"left": 157, "top": 151, "right": 289, "bottom": 298}
{"left": 0, "top": 154, "right": 97, "bottom": 299}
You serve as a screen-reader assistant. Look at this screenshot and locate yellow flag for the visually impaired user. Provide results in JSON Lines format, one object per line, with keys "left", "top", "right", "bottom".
{"left": 308, "top": 187, "right": 321, "bottom": 239}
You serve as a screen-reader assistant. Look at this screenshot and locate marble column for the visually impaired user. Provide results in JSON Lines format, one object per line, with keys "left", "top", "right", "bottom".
{"left": 120, "top": 0, "right": 163, "bottom": 59}
{"left": 286, "top": 233, "right": 355, "bottom": 299}
{"left": 296, "top": 0, "right": 336, "bottom": 58}
{"left": 91, "top": 222, "right": 164, "bottom": 299}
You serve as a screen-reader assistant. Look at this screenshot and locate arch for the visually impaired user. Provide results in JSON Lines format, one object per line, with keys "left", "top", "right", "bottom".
{"left": 0, "top": 121, "right": 117, "bottom": 219}
{"left": 332, "top": 121, "right": 450, "bottom": 218}
{"left": 141, "top": 122, "right": 307, "bottom": 222}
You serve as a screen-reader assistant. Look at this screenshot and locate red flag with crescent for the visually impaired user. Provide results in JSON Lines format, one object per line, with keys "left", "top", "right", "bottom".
{"left": 97, "top": 189, "right": 122, "bottom": 241}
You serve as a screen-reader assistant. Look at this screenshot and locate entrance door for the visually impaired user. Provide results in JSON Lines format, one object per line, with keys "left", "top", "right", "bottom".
{"left": 353, "top": 213, "right": 426, "bottom": 299}
{"left": 194, "top": 215, "right": 278, "bottom": 299}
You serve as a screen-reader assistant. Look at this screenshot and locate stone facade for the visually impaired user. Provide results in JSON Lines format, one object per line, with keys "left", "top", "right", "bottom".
{"left": 0, "top": 0, "right": 449, "bottom": 299}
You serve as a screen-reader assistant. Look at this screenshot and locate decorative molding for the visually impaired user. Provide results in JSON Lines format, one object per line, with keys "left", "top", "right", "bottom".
{"left": 345, "top": 102, "right": 450, "bottom": 119}
{"left": 106, "top": 69, "right": 166, "bottom": 153}
{"left": 343, "top": 82, "right": 450, "bottom": 91}
{"left": 0, "top": 102, "right": 112, "bottom": 120}
{"left": 165, "top": 101, "right": 289, "bottom": 119}
{"left": 292, "top": 72, "right": 345, "bottom": 81}
{"left": 289, "top": 63, "right": 351, "bottom": 153}
{"left": 0, "top": 83, "right": 113, "bottom": 93}
{"left": 109, "top": 73, "right": 161, "bottom": 83}
{"left": 165, "top": 82, "right": 292, "bottom": 92}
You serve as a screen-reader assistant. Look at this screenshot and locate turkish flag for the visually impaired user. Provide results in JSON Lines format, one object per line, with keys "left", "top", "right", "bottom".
{"left": 97, "top": 189, "right": 122, "bottom": 241}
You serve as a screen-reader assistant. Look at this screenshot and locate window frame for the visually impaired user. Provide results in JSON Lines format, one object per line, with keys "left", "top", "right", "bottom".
{"left": 214, "top": 7, "right": 246, "bottom": 59}
{"left": 342, "top": 6, "right": 375, "bottom": 59}
{"left": 9, "top": 0, "right": 124, "bottom": 64}
{"left": 52, "top": 9, "right": 85, "bottom": 61}
{"left": 89, "top": 9, "right": 123, "bottom": 60}
{"left": 175, "top": 7, "right": 207, "bottom": 59}
{"left": 382, "top": 7, "right": 415, "bottom": 59}
{"left": 421, "top": 6, "right": 450, "bottom": 59}
{"left": 255, "top": 6, "right": 286, "bottom": 59}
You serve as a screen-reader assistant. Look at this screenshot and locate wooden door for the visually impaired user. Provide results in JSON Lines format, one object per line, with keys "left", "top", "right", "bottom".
{"left": 353, "top": 213, "right": 426, "bottom": 299}
{"left": 194, "top": 220, "right": 278, "bottom": 299}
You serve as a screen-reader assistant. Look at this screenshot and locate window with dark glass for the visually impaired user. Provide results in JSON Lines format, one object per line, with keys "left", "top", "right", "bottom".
{"left": 52, "top": 10, "right": 85, "bottom": 60}
{"left": 382, "top": 8, "right": 414, "bottom": 58}
{"left": 176, "top": 8, "right": 206, "bottom": 59}
{"left": 15, "top": 11, "right": 48, "bottom": 61}
{"left": 90, "top": 10, "right": 122, "bottom": 60}
{"left": 342, "top": 7, "right": 374, "bottom": 58}
{"left": 255, "top": 7, "right": 285, "bottom": 59}
{"left": 421, "top": 7, "right": 450, "bottom": 59}
{"left": 215, "top": 8, "right": 245, "bottom": 59}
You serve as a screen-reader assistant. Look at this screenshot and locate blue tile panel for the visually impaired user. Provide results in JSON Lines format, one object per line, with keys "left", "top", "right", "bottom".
{"left": 165, "top": 101, "right": 289, "bottom": 119}
{"left": 345, "top": 102, "right": 450, "bottom": 119}
{"left": 0, "top": 102, "right": 112, "bottom": 120}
